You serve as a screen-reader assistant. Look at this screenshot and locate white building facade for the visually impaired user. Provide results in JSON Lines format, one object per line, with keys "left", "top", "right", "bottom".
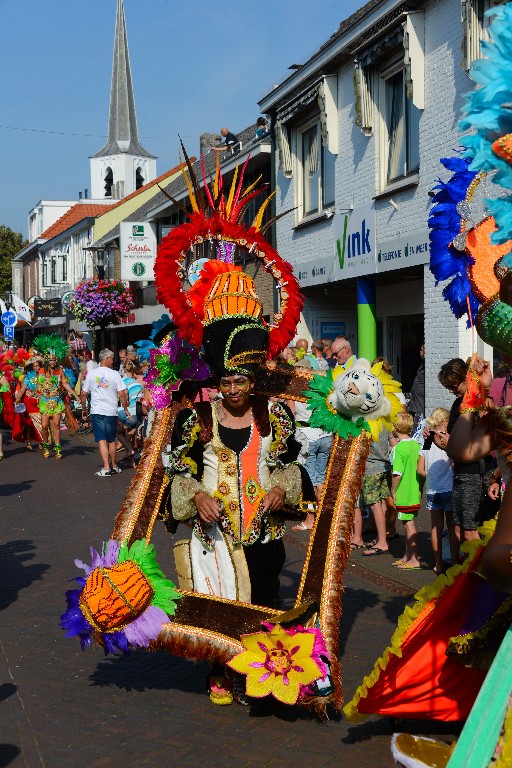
{"left": 259, "top": 0, "right": 499, "bottom": 410}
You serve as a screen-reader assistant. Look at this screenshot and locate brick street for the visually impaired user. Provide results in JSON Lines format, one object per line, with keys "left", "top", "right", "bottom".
{"left": 0, "top": 430, "right": 460, "bottom": 768}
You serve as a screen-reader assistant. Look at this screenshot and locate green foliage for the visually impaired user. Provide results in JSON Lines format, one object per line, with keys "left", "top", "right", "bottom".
{"left": 0, "top": 225, "right": 27, "bottom": 296}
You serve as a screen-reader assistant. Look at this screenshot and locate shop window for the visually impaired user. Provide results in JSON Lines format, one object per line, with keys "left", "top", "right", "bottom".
{"left": 299, "top": 121, "right": 335, "bottom": 219}
{"left": 462, "top": 0, "right": 505, "bottom": 71}
{"left": 380, "top": 65, "right": 420, "bottom": 186}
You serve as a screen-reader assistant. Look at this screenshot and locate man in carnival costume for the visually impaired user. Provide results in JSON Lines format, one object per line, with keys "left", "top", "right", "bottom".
{"left": 61, "top": 145, "right": 407, "bottom": 717}
{"left": 19, "top": 334, "right": 79, "bottom": 459}
{"left": 151, "top": 145, "right": 315, "bottom": 705}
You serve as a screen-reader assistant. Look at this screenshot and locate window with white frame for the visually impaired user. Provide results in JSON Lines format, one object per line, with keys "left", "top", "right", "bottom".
{"left": 462, "top": 0, "right": 505, "bottom": 71}
{"left": 298, "top": 121, "right": 335, "bottom": 219}
{"left": 380, "top": 64, "right": 420, "bottom": 187}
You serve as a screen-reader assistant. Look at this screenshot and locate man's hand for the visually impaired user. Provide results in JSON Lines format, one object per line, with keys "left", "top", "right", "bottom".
{"left": 194, "top": 491, "right": 221, "bottom": 524}
{"left": 488, "top": 482, "right": 501, "bottom": 501}
{"left": 262, "top": 486, "right": 286, "bottom": 514}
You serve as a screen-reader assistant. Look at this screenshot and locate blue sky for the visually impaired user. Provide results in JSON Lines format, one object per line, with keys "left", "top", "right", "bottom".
{"left": 1, "top": 0, "right": 362, "bottom": 238}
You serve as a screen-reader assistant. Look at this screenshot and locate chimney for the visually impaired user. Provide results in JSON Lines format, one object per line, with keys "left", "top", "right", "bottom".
{"left": 78, "top": 191, "right": 82, "bottom": 200}
{"left": 84, "top": 189, "right": 89, "bottom": 199}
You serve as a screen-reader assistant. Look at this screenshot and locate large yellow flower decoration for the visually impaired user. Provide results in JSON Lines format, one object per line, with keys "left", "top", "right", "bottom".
{"left": 227, "top": 624, "right": 323, "bottom": 705}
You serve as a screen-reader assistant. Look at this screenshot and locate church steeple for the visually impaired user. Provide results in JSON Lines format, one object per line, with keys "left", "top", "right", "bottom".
{"left": 90, "top": 0, "right": 156, "bottom": 200}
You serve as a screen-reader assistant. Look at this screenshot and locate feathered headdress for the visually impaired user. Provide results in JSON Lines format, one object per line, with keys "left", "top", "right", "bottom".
{"left": 32, "top": 334, "right": 69, "bottom": 362}
{"left": 429, "top": 6, "right": 512, "bottom": 355}
{"left": 154, "top": 142, "right": 303, "bottom": 376}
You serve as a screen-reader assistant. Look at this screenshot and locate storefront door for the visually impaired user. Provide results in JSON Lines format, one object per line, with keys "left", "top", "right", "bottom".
{"left": 387, "top": 315, "right": 424, "bottom": 395}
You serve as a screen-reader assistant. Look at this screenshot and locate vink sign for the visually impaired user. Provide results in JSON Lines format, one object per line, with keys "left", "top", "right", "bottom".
{"left": 334, "top": 203, "right": 376, "bottom": 280}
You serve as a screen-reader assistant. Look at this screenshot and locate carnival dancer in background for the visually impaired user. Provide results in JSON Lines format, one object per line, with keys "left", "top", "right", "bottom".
{"left": 12, "top": 355, "right": 44, "bottom": 449}
{"left": 19, "top": 334, "right": 79, "bottom": 459}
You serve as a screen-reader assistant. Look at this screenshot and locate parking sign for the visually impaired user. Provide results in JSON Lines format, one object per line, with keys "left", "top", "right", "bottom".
{"left": 3, "top": 325, "right": 14, "bottom": 340}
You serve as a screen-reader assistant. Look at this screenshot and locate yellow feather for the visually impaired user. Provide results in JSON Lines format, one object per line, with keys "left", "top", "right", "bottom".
{"left": 225, "top": 165, "right": 239, "bottom": 217}
{"left": 213, "top": 153, "right": 220, "bottom": 200}
{"left": 239, "top": 174, "right": 263, "bottom": 200}
{"left": 179, "top": 157, "right": 198, "bottom": 213}
{"left": 252, "top": 191, "right": 275, "bottom": 231}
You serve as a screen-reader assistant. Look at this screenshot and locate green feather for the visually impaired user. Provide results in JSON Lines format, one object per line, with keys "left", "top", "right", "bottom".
{"left": 155, "top": 352, "right": 192, "bottom": 386}
{"left": 118, "top": 539, "right": 181, "bottom": 616}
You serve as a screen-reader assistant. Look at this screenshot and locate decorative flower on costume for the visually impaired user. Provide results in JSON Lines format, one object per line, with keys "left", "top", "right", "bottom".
{"left": 60, "top": 539, "right": 181, "bottom": 654}
{"left": 304, "top": 359, "right": 403, "bottom": 442}
{"left": 227, "top": 623, "right": 327, "bottom": 705}
{"left": 69, "top": 278, "right": 133, "bottom": 328}
{"left": 145, "top": 331, "right": 210, "bottom": 409}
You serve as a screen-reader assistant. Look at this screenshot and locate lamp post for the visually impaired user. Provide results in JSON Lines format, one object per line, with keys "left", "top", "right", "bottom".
{"left": 82, "top": 245, "right": 112, "bottom": 280}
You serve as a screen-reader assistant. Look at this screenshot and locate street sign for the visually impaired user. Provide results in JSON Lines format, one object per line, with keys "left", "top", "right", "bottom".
{"left": 1, "top": 310, "right": 17, "bottom": 327}
{"left": 3, "top": 325, "right": 14, "bottom": 340}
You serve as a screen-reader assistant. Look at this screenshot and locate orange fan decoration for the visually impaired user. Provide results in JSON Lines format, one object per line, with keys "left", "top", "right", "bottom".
{"left": 466, "top": 217, "right": 512, "bottom": 302}
{"left": 154, "top": 142, "right": 303, "bottom": 359}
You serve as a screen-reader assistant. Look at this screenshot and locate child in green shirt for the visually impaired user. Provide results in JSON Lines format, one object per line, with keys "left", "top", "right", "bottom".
{"left": 390, "top": 411, "right": 423, "bottom": 569}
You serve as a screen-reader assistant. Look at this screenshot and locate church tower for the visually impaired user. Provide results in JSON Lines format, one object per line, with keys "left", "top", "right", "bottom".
{"left": 90, "top": 0, "right": 157, "bottom": 200}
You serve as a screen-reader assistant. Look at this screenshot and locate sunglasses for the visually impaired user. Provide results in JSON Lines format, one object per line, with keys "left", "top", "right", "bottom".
{"left": 333, "top": 347, "right": 349, "bottom": 357}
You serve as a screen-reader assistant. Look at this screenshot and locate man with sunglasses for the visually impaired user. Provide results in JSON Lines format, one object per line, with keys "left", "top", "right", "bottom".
{"left": 331, "top": 336, "right": 357, "bottom": 373}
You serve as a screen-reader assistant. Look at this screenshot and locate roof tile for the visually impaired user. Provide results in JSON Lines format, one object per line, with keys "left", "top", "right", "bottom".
{"left": 41, "top": 203, "right": 115, "bottom": 239}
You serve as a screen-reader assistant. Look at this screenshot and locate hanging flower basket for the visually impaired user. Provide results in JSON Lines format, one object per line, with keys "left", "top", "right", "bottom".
{"left": 69, "top": 278, "right": 134, "bottom": 329}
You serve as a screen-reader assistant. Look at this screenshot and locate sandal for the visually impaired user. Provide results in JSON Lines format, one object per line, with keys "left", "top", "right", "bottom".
{"left": 362, "top": 547, "right": 389, "bottom": 557}
{"left": 350, "top": 543, "right": 365, "bottom": 550}
{"left": 396, "top": 563, "right": 422, "bottom": 570}
{"left": 208, "top": 675, "right": 233, "bottom": 706}
{"left": 292, "top": 522, "right": 312, "bottom": 531}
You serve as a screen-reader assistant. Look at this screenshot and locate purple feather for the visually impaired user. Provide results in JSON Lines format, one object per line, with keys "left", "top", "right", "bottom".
{"left": 123, "top": 606, "right": 168, "bottom": 648}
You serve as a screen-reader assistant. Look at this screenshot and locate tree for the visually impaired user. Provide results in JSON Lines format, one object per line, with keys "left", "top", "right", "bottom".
{"left": 0, "top": 225, "right": 27, "bottom": 297}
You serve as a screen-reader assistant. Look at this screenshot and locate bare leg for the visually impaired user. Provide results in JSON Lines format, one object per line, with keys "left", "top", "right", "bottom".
{"left": 386, "top": 497, "right": 398, "bottom": 537}
{"left": 364, "top": 499, "right": 388, "bottom": 553}
{"left": 403, "top": 520, "right": 420, "bottom": 567}
{"left": 116, "top": 425, "right": 134, "bottom": 455}
{"left": 98, "top": 440, "right": 111, "bottom": 471}
{"left": 351, "top": 506, "right": 364, "bottom": 546}
{"left": 51, "top": 414, "right": 61, "bottom": 446}
{"left": 108, "top": 441, "right": 118, "bottom": 470}
{"left": 41, "top": 414, "right": 49, "bottom": 444}
{"left": 431, "top": 509, "right": 444, "bottom": 572}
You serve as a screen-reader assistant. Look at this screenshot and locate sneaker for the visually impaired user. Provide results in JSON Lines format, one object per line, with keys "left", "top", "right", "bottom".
{"left": 95, "top": 468, "right": 112, "bottom": 477}
{"left": 111, "top": 466, "right": 122, "bottom": 474}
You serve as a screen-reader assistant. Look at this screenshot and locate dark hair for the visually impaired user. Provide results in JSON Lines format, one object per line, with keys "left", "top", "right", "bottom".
{"left": 256, "top": 117, "right": 267, "bottom": 127}
{"left": 494, "top": 362, "right": 512, "bottom": 378}
{"left": 438, "top": 358, "right": 468, "bottom": 390}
